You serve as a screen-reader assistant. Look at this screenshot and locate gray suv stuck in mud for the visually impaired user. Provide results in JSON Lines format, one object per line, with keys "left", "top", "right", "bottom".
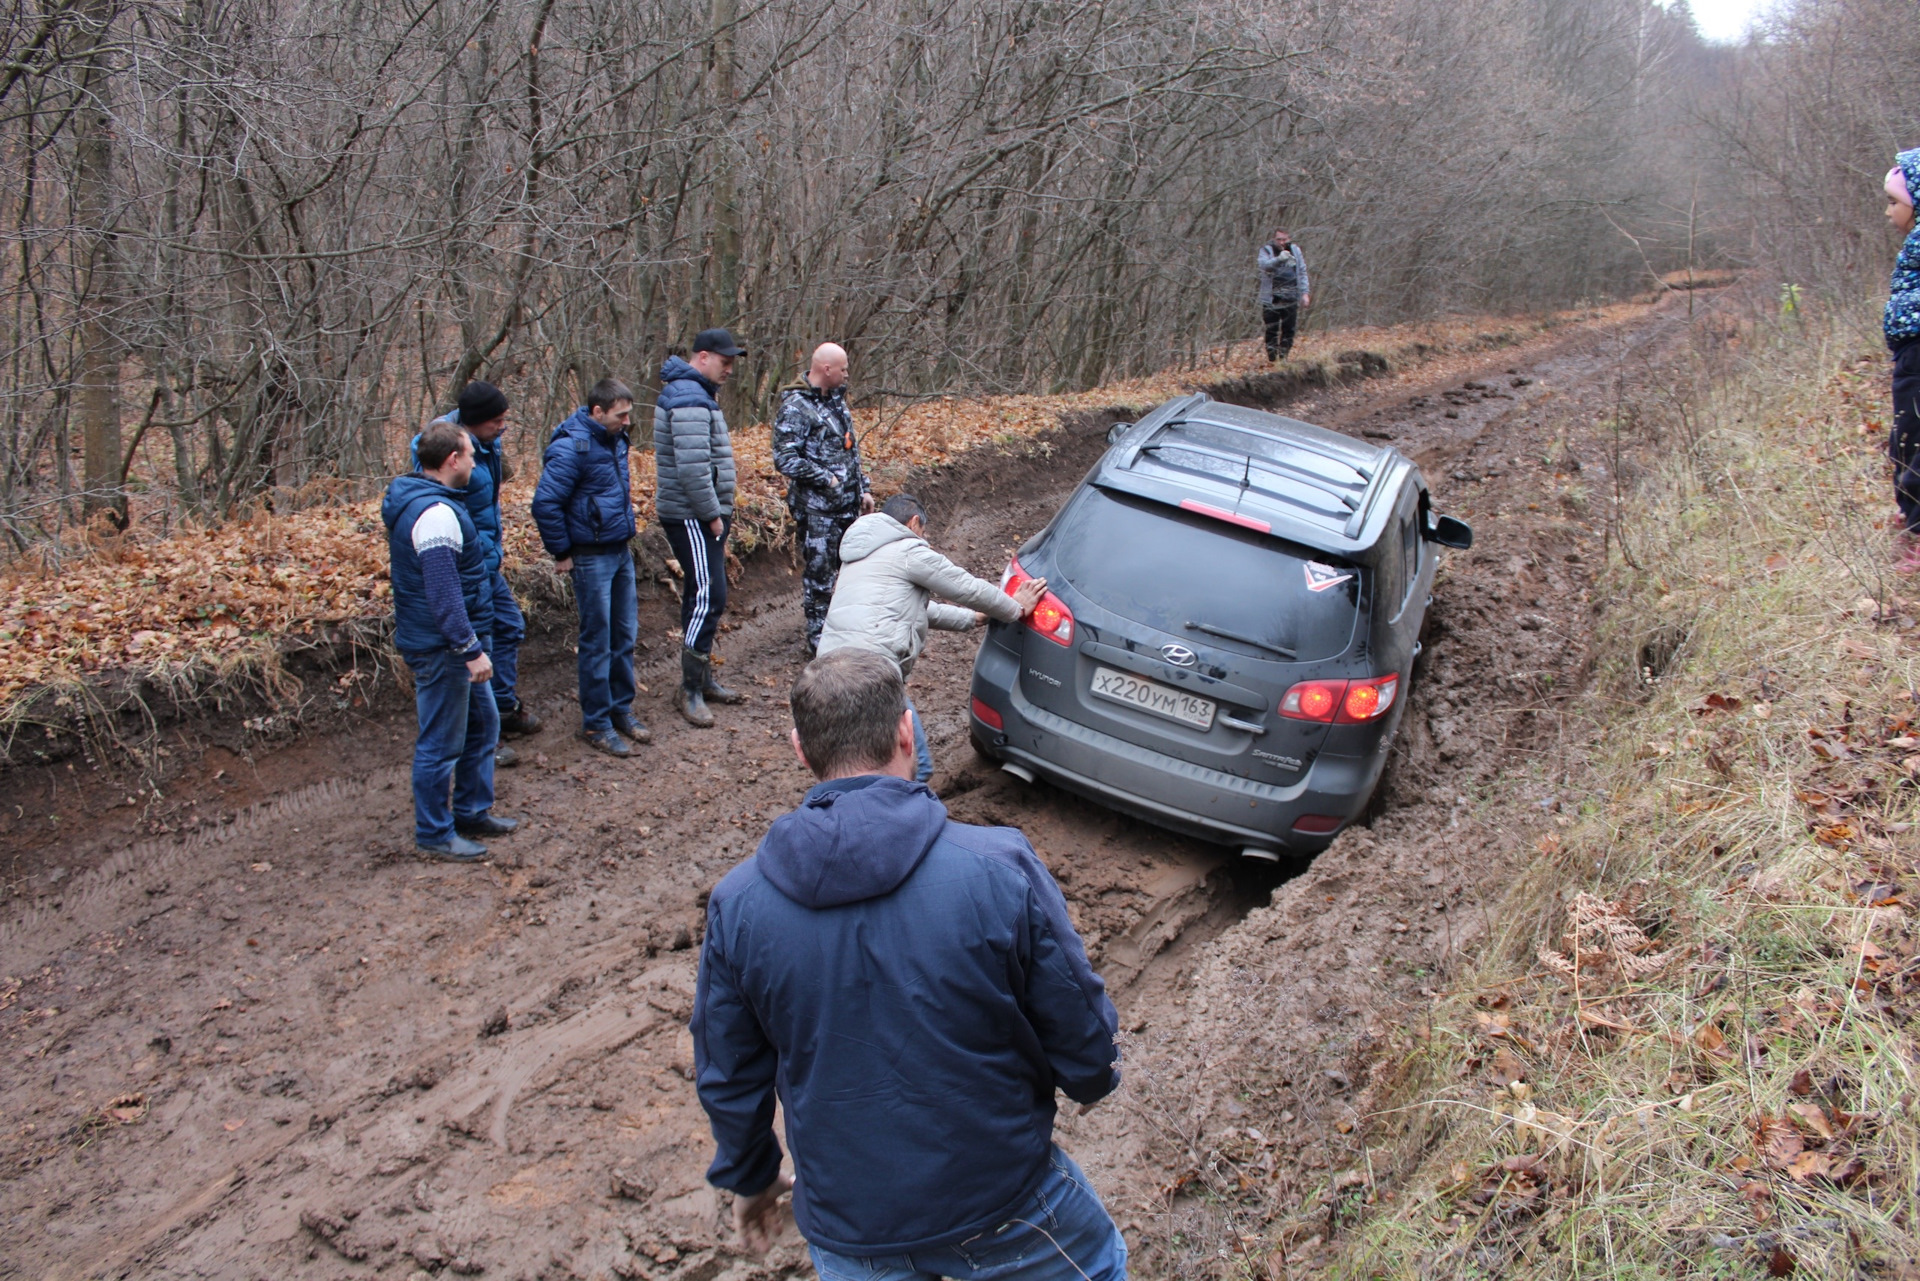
{"left": 968, "top": 393, "right": 1471, "bottom": 859}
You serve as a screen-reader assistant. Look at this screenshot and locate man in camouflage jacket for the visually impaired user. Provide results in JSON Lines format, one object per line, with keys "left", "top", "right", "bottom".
{"left": 773, "top": 342, "right": 872, "bottom": 653}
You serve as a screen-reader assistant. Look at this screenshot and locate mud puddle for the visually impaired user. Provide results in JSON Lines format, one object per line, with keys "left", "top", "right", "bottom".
{"left": 0, "top": 294, "right": 1709, "bottom": 1280}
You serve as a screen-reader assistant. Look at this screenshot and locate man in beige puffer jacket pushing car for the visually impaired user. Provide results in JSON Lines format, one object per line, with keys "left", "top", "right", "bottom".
{"left": 817, "top": 494, "right": 1046, "bottom": 782}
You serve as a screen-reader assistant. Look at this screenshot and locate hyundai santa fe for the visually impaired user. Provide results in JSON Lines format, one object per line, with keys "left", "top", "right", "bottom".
{"left": 967, "top": 392, "right": 1472, "bottom": 859}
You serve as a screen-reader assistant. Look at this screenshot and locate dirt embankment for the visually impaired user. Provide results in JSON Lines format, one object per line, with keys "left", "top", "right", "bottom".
{"left": 0, "top": 295, "right": 1705, "bottom": 1281}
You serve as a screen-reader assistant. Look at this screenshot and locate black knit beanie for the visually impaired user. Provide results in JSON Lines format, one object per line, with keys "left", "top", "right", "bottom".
{"left": 456, "top": 380, "right": 509, "bottom": 425}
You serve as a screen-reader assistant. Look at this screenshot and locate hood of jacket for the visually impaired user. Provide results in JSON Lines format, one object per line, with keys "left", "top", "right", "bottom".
{"left": 780, "top": 376, "right": 846, "bottom": 404}
{"left": 754, "top": 775, "right": 948, "bottom": 908}
{"left": 552, "top": 404, "right": 622, "bottom": 446}
{"left": 836, "top": 512, "right": 919, "bottom": 564}
{"left": 660, "top": 355, "right": 718, "bottom": 398}
{"left": 380, "top": 472, "right": 460, "bottom": 532}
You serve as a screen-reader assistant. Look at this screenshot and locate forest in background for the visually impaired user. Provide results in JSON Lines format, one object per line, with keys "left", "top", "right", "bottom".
{"left": 0, "top": 0, "right": 1720, "bottom": 554}
{"left": 0, "top": 0, "right": 1911, "bottom": 559}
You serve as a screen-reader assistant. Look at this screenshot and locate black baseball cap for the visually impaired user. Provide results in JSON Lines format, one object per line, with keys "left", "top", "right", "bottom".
{"left": 692, "top": 328, "right": 746, "bottom": 357}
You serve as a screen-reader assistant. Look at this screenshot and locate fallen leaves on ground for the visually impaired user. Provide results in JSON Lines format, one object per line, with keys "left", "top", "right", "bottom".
{"left": 0, "top": 307, "right": 1601, "bottom": 721}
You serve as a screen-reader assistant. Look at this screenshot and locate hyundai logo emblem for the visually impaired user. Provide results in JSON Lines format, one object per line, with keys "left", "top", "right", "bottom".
{"left": 1161, "top": 644, "right": 1197, "bottom": 667}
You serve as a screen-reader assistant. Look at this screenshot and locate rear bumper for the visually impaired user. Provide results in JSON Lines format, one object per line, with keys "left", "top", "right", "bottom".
{"left": 970, "top": 645, "right": 1385, "bottom": 852}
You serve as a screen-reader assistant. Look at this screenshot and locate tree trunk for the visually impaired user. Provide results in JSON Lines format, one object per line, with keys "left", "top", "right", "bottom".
{"left": 74, "top": 0, "right": 123, "bottom": 529}
{"left": 709, "top": 0, "right": 740, "bottom": 327}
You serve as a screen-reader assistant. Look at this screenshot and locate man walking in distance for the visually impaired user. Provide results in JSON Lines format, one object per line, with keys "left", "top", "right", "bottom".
{"left": 382, "top": 421, "right": 519, "bottom": 861}
{"left": 417, "top": 381, "right": 542, "bottom": 769}
{"left": 818, "top": 494, "right": 1045, "bottom": 782}
{"left": 1258, "top": 228, "right": 1312, "bottom": 362}
{"left": 774, "top": 342, "right": 872, "bottom": 657}
{"left": 532, "top": 378, "right": 651, "bottom": 758}
{"left": 693, "top": 649, "right": 1126, "bottom": 1279}
{"left": 657, "top": 328, "right": 747, "bottom": 727}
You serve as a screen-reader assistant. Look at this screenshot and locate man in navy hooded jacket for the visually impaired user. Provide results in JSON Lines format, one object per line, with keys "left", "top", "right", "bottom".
{"left": 693, "top": 648, "right": 1127, "bottom": 1281}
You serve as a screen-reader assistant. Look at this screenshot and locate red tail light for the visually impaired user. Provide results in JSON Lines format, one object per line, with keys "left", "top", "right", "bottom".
{"left": 1004, "top": 558, "right": 1075, "bottom": 647}
{"left": 1338, "top": 674, "right": 1398, "bottom": 723}
{"left": 1279, "top": 681, "right": 1344, "bottom": 722}
{"left": 1292, "top": 814, "right": 1344, "bottom": 834}
{"left": 1279, "top": 674, "right": 1399, "bottom": 724}
{"left": 970, "top": 697, "right": 1004, "bottom": 730}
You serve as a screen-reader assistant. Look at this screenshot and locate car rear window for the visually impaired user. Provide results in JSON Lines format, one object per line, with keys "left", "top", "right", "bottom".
{"left": 1044, "top": 486, "right": 1362, "bottom": 662}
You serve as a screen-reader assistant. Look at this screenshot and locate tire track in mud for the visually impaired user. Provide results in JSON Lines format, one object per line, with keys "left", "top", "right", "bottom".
{"left": 0, "top": 297, "right": 1704, "bottom": 1281}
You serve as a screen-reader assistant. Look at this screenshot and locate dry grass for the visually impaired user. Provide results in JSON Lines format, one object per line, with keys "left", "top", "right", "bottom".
{"left": 1331, "top": 319, "right": 1920, "bottom": 1278}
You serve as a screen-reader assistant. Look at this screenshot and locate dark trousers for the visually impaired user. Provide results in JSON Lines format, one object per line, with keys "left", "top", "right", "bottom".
{"left": 798, "top": 506, "right": 858, "bottom": 651}
{"left": 488, "top": 566, "right": 526, "bottom": 711}
{"left": 1263, "top": 303, "right": 1299, "bottom": 360}
{"left": 570, "top": 549, "right": 637, "bottom": 732}
{"left": 663, "top": 516, "right": 731, "bottom": 655}
{"left": 404, "top": 641, "right": 499, "bottom": 844}
{"left": 1894, "top": 341, "right": 1920, "bottom": 533}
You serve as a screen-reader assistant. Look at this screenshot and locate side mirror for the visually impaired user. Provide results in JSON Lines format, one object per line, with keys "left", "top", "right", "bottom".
{"left": 1424, "top": 514, "right": 1473, "bottom": 550}
{"left": 1106, "top": 421, "right": 1134, "bottom": 445}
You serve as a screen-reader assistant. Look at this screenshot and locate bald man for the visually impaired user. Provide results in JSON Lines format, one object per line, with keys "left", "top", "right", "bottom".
{"left": 774, "top": 342, "right": 873, "bottom": 654}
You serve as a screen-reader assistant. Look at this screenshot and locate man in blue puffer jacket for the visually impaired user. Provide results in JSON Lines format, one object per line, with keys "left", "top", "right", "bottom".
{"left": 1884, "top": 150, "right": 1920, "bottom": 572}
{"left": 382, "top": 420, "right": 517, "bottom": 861}
{"left": 655, "top": 329, "right": 746, "bottom": 727}
{"left": 532, "top": 378, "right": 650, "bottom": 757}
{"left": 413, "top": 381, "right": 543, "bottom": 766}
{"left": 694, "top": 649, "right": 1126, "bottom": 1280}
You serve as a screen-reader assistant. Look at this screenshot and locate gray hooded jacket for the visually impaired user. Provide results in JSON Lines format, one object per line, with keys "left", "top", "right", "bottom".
{"left": 817, "top": 513, "right": 1023, "bottom": 677}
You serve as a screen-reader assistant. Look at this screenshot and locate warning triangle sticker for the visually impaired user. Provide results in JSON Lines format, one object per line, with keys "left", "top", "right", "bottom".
{"left": 1304, "top": 561, "right": 1354, "bottom": 593}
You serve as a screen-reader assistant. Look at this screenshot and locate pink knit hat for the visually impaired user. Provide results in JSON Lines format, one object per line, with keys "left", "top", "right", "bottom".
{"left": 1888, "top": 165, "right": 1913, "bottom": 208}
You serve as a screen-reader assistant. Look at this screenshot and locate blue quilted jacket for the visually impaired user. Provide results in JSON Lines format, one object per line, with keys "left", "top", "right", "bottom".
{"left": 531, "top": 408, "right": 636, "bottom": 558}
{"left": 1887, "top": 149, "right": 1920, "bottom": 349}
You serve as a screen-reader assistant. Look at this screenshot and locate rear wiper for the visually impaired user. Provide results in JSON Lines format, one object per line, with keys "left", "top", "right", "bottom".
{"left": 1184, "top": 620, "right": 1296, "bottom": 660}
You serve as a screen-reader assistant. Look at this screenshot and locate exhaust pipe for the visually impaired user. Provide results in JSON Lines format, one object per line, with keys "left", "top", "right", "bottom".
{"left": 1240, "top": 846, "right": 1281, "bottom": 863}
{"left": 1001, "top": 762, "right": 1036, "bottom": 784}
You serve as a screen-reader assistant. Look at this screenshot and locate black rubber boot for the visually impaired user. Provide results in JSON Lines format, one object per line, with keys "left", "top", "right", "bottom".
{"left": 703, "top": 660, "right": 745, "bottom": 705}
{"left": 676, "top": 648, "right": 715, "bottom": 728}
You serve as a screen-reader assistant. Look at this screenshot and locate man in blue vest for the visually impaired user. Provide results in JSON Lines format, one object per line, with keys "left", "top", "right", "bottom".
{"left": 416, "top": 381, "right": 542, "bottom": 768}
{"left": 533, "top": 378, "right": 650, "bottom": 757}
{"left": 382, "top": 420, "right": 520, "bottom": 861}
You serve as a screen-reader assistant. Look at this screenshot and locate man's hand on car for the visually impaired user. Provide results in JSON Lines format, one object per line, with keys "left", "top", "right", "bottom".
{"left": 1012, "top": 576, "right": 1048, "bottom": 616}
{"left": 466, "top": 652, "right": 494, "bottom": 684}
{"left": 733, "top": 1173, "right": 794, "bottom": 1253}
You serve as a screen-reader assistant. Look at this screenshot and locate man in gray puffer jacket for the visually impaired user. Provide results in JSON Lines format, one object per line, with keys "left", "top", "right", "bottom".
{"left": 655, "top": 328, "right": 746, "bottom": 727}
{"left": 818, "top": 494, "right": 1045, "bottom": 781}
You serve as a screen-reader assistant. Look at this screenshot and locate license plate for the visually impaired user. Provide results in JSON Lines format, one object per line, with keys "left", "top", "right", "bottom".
{"left": 1089, "top": 666, "right": 1216, "bottom": 729}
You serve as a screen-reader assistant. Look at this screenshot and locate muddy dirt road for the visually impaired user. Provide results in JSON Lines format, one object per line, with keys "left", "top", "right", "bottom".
{"left": 0, "top": 296, "right": 1706, "bottom": 1280}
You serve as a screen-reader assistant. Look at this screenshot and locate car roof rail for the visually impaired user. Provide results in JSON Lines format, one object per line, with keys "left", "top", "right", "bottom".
{"left": 1134, "top": 437, "right": 1364, "bottom": 511}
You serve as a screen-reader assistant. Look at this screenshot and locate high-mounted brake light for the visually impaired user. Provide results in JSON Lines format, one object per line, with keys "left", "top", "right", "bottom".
{"left": 1279, "top": 674, "right": 1399, "bottom": 724}
{"left": 1004, "top": 558, "right": 1075, "bottom": 646}
{"left": 1178, "top": 499, "right": 1272, "bottom": 534}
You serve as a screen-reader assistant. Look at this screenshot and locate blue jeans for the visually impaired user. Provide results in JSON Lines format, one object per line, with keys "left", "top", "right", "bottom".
{"left": 808, "top": 1148, "right": 1126, "bottom": 1281}
{"left": 908, "top": 699, "right": 933, "bottom": 784}
{"left": 489, "top": 566, "right": 526, "bottom": 711}
{"left": 571, "top": 549, "right": 637, "bottom": 731}
{"left": 404, "top": 644, "right": 499, "bottom": 844}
